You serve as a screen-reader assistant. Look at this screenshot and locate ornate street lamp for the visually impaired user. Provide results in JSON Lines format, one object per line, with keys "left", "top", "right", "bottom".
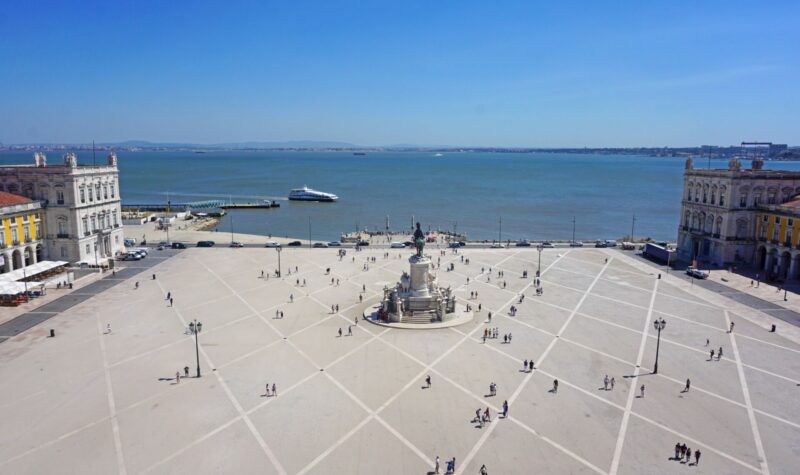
{"left": 536, "top": 243, "right": 543, "bottom": 276}
{"left": 276, "top": 246, "right": 282, "bottom": 277}
{"left": 188, "top": 319, "right": 203, "bottom": 378}
{"left": 653, "top": 317, "right": 666, "bottom": 374}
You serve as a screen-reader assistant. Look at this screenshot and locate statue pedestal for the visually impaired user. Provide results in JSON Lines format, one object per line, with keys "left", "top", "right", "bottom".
{"left": 408, "top": 255, "right": 431, "bottom": 297}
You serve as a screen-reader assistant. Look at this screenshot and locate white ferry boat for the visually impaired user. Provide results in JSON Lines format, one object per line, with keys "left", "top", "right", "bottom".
{"left": 288, "top": 186, "right": 338, "bottom": 202}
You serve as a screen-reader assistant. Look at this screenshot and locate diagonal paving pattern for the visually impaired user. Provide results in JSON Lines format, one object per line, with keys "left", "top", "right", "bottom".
{"left": 0, "top": 247, "right": 798, "bottom": 474}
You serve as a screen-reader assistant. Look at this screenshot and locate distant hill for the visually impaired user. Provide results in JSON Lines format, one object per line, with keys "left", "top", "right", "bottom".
{"left": 98, "top": 140, "right": 360, "bottom": 149}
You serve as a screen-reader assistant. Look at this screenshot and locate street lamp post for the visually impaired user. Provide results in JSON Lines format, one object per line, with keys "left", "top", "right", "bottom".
{"left": 188, "top": 319, "right": 203, "bottom": 378}
{"left": 276, "top": 246, "right": 282, "bottom": 277}
{"left": 572, "top": 216, "right": 576, "bottom": 245}
{"left": 537, "top": 243, "right": 543, "bottom": 276}
{"left": 653, "top": 317, "right": 666, "bottom": 374}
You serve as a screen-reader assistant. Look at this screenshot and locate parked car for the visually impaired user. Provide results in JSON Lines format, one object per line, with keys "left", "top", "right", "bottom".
{"left": 157, "top": 245, "right": 165, "bottom": 250}
{"left": 357, "top": 240, "right": 369, "bottom": 246}
{"left": 264, "top": 241, "right": 280, "bottom": 248}
{"left": 456, "top": 241, "right": 466, "bottom": 247}
{"left": 171, "top": 242, "right": 187, "bottom": 249}
{"left": 403, "top": 241, "right": 414, "bottom": 247}
{"left": 594, "top": 241, "right": 608, "bottom": 248}
{"left": 287, "top": 241, "right": 302, "bottom": 247}
{"left": 540, "top": 241, "right": 555, "bottom": 248}
{"left": 230, "top": 241, "right": 244, "bottom": 248}
{"left": 491, "top": 243, "right": 506, "bottom": 249}
{"left": 569, "top": 241, "right": 584, "bottom": 247}
{"left": 516, "top": 240, "right": 531, "bottom": 247}
{"left": 327, "top": 241, "right": 342, "bottom": 247}
{"left": 124, "top": 238, "right": 136, "bottom": 247}
{"left": 197, "top": 240, "right": 215, "bottom": 247}
{"left": 313, "top": 242, "right": 329, "bottom": 248}
{"left": 686, "top": 267, "right": 708, "bottom": 279}
{"left": 390, "top": 242, "right": 405, "bottom": 248}
{"left": 448, "top": 242, "right": 462, "bottom": 248}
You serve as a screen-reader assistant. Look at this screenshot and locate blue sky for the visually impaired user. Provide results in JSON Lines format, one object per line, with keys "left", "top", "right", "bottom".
{"left": 1, "top": 0, "right": 798, "bottom": 146}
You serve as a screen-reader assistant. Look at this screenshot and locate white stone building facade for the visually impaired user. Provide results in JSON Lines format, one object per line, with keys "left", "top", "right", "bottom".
{"left": 677, "top": 157, "right": 800, "bottom": 267}
{"left": 0, "top": 152, "right": 125, "bottom": 264}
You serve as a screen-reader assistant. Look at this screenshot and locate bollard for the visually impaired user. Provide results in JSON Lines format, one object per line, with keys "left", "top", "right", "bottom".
{"left": 49, "top": 329, "right": 55, "bottom": 337}
{"left": 658, "top": 273, "right": 661, "bottom": 279}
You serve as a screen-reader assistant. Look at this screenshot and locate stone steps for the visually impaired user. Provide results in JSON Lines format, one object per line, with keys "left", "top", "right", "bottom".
{"left": 401, "top": 312, "right": 437, "bottom": 324}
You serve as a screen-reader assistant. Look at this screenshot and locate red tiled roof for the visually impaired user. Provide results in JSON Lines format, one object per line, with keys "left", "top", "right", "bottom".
{"left": 0, "top": 191, "right": 33, "bottom": 207}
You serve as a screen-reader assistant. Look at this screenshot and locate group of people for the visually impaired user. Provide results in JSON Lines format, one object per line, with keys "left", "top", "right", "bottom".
{"left": 674, "top": 443, "right": 701, "bottom": 466}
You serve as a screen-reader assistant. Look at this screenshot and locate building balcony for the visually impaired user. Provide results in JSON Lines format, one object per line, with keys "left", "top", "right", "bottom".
{"left": 12, "top": 240, "right": 20, "bottom": 246}
{"left": 713, "top": 233, "right": 721, "bottom": 239}
{"left": 24, "top": 238, "right": 32, "bottom": 243}
{"left": 56, "top": 233, "right": 70, "bottom": 239}
{"left": 681, "top": 226, "right": 689, "bottom": 231}
{"left": 84, "top": 231, "right": 91, "bottom": 237}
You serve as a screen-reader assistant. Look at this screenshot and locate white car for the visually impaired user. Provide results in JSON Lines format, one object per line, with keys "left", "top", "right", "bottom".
{"left": 569, "top": 241, "right": 584, "bottom": 247}
{"left": 540, "top": 242, "right": 555, "bottom": 248}
{"left": 491, "top": 243, "right": 506, "bottom": 249}
{"left": 390, "top": 242, "right": 405, "bottom": 248}
{"left": 264, "top": 241, "right": 280, "bottom": 248}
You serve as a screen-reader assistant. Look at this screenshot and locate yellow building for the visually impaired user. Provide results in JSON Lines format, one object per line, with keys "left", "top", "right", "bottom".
{"left": 755, "top": 197, "right": 800, "bottom": 280}
{"left": 0, "top": 191, "right": 43, "bottom": 273}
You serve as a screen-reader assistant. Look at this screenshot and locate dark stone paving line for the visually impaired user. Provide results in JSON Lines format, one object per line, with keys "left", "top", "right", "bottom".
{"left": 0, "top": 250, "right": 181, "bottom": 342}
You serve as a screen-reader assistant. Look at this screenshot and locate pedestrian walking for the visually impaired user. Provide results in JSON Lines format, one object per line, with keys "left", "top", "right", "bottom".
{"left": 272, "top": 383, "right": 277, "bottom": 397}
{"left": 694, "top": 449, "right": 701, "bottom": 465}
{"left": 348, "top": 325, "right": 353, "bottom": 336}
{"left": 135, "top": 281, "right": 139, "bottom": 289}
{"left": 604, "top": 374, "right": 609, "bottom": 390}
{"left": 480, "top": 464, "right": 488, "bottom": 475}
{"left": 610, "top": 377, "right": 615, "bottom": 390}
{"left": 553, "top": 379, "right": 558, "bottom": 393}
{"left": 685, "top": 446, "right": 691, "bottom": 464}
{"left": 705, "top": 338, "right": 709, "bottom": 347}
{"left": 729, "top": 321, "right": 735, "bottom": 333}
{"left": 523, "top": 359, "right": 528, "bottom": 371}
{"left": 289, "top": 293, "right": 294, "bottom": 303}
{"left": 674, "top": 442, "right": 681, "bottom": 460}
{"left": 338, "top": 328, "right": 342, "bottom": 337}
{"left": 684, "top": 378, "right": 691, "bottom": 392}
{"left": 152, "top": 273, "right": 156, "bottom": 280}
{"left": 434, "top": 456, "right": 440, "bottom": 474}
{"left": 265, "top": 383, "right": 270, "bottom": 397}
{"left": 166, "top": 291, "right": 171, "bottom": 300}
{"left": 106, "top": 323, "right": 112, "bottom": 334}
{"left": 529, "top": 360, "right": 534, "bottom": 372}
{"left": 502, "top": 400, "right": 508, "bottom": 418}
{"left": 710, "top": 349, "right": 715, "bottom": 360}
{"left": 175, "top": 371, "right": 180, "bottom": 383}
{"left": 184, "top": 366, "right": 189, "bottom": 377}
{"left": 718, "top": 347, "right": 723, "bottom": 360}
{"left": 426, "top": 375, "right": 431, "bottom": 388}
{"left": 640, "top": 384, "right": 645, "bottom": 398}
{"left": 169, "top": 297, "right": 173, "bottom": 307}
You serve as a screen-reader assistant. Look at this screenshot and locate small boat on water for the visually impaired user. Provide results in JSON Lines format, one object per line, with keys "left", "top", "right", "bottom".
{"left": 434, "top": 153, "right": 443, "bottom": 157}
{"left": 288, "top": 186, "right": 338, "bottom": 202}
{"left": 353, "top": 152, "right": 366, "bottom": 156}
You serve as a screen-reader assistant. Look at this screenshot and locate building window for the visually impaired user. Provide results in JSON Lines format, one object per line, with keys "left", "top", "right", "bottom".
{"left": 720, "top": 192, "right": 725, "bottom": 206}
{"left": 80, "top": 187, "right": 86, "bottom": 204}
{"left": 35, "top": 222, "right": 40, "bottom": 238}
{"left": 10, "top": 216, "right": 15, "bottom": 224}
{"left": 711, "top": 192, "right": 716, "bottom": 205}
{"left": 110, "top": 183, "right": 115, "bottom": 198}
{"left": 91, "top": 216, "right": 97, "bottom": 230}
{"left": 86, "top": 244, "right": 90, "bottom": 254}
{"left": 61, "top": 247, "right": 67, "bottom": 258}
{"left": 88, "top": 187, "right": 93, "bottom": 202}
{"left": 103, "top": 184, "right": 108, "bottom": 199}
{"left": 82, "top": 217, "right": 89, "bottom": 234}
{"left": 740, "top": 195, "right": 747, "bottom": 207}
{"left": 24, "top": 226, "right": 30, "bottom": 241}
{"left": 113, "top": 212, "right": 118, "bottom": 226}
{"left": 11, "top": 228, "right": 18, "bottom": 244}
{"left": 687, "top": 189, "right": 692, "bottom": 201}
{"left": 115, "top": 235, "right": 119, "bottom": 244}
{"left": 0, "top": 232, "right": 5, "bottom": 247}
{"left": 754, "top": 194, "right": 761, "bottom": 206}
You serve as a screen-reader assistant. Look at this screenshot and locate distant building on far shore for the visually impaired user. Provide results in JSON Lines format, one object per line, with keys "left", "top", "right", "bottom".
{"left": 678, "top": 154, "right": 800, "bottom": 280}
{"left": 0, "top": 153, "right": 124, "bottom": 265}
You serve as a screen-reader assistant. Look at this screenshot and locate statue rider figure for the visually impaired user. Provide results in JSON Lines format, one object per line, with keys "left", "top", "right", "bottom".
{"left": 413, "top": 222, "right": 425, "bottom": 257}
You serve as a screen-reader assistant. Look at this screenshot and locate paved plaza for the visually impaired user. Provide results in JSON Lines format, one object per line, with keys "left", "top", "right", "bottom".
{"left": 0, "top": 246, "right": 798, "bottom": 474}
